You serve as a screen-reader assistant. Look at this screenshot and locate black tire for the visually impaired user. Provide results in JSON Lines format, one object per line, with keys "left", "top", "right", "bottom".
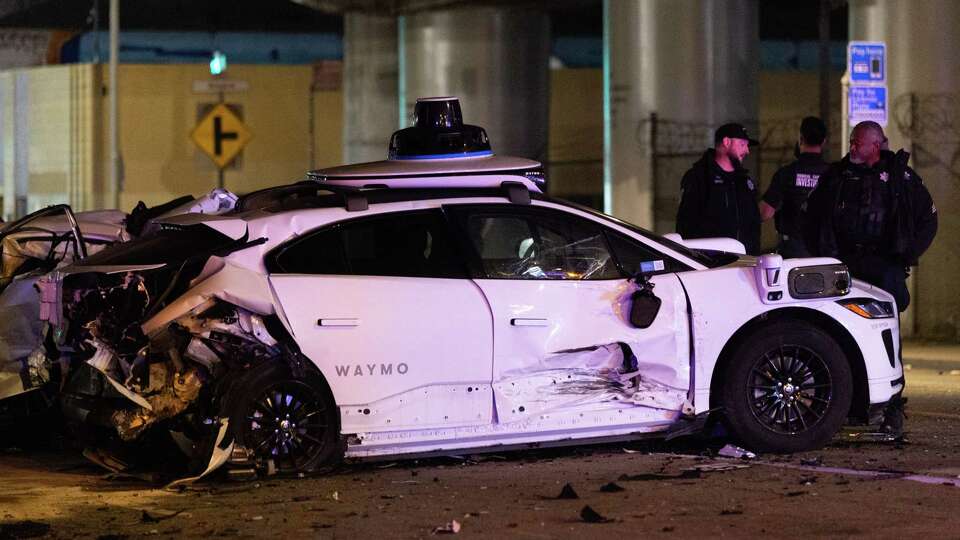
{"left": 227, "top": 362, "right": 342, "bottom": 473}
{"left": 720, "top": 321, "right": 852, "bottom": 453}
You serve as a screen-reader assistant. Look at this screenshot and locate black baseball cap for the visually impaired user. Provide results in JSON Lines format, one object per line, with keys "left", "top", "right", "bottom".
{"left": 714, "top": 123, "right": 759, "bottom": 146}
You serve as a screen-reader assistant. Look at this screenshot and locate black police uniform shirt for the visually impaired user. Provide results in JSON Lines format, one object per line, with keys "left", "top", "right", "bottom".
{"left": 804, "top": 151, "right": 937, "bottom": 264}
{"left": 676, "top": 149, "right": 761, "bottom": 255}
{"left": 761, "top": 152, "right": 829, "bottom": 239}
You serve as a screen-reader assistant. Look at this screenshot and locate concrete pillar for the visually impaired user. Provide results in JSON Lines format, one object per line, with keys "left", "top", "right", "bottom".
{"left": 606, "top": 0, "right": 759, "bottom": 232}
{"left": 343, "top": 13, "right": 399, "bottom": 164}
{"left": 404, "top": 7, "right": 550, "bottom": 161}
{"left": 850, "top": 0, "right": 960, "bottom": 340}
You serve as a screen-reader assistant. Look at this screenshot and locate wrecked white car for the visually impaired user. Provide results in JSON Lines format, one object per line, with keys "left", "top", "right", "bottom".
{"left": 37, "top": 98, "right": 904, "bottom": 478}
{"left": 0, "top": 189, "right": 238, "bottom": 429}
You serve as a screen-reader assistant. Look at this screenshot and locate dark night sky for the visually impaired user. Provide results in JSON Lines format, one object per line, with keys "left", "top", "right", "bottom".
{"left": 0, "top": 0, "right": 846, "bottom": 41}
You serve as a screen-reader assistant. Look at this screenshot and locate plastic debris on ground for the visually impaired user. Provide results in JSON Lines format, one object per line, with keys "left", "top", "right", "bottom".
{"left": 431, "top": 519, "right": 461, "bottom": 534}
{"left": 718, "top": 444, "right": 756, "bottom": 459}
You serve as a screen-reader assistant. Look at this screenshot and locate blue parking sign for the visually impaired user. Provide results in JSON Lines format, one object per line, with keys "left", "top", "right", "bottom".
{"left": 849, "top": 86, "right": 887, "bottom": 126}
{"left": 848, "top": 41, "right": 885, "bottom": 84}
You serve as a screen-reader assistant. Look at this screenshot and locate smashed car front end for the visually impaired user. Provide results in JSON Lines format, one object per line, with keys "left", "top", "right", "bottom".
{"left": 35, "top": 218, "right": 292, "bottom": 480}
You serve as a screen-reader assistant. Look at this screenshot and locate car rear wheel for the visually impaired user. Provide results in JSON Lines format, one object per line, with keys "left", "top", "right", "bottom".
{"left": 228, "top": 363, "right": 342, "bottom": 473}
{"left": 720, "top": 321, "right": 852, "bottom": 453}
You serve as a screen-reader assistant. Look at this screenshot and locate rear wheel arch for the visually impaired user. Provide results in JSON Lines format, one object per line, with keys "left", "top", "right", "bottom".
{"left": 708, "top": 307, "right": 869, "bottom": 423}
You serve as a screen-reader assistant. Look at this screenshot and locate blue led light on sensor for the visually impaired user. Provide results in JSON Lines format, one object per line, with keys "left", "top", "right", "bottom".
{"left": 392, "top": 150, "right": 495, "bottom": 161}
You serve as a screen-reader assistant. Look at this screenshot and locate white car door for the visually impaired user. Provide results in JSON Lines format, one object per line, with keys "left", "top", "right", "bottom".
{"left": 446, "top": 204, "right": 691, "bottom": 427}
{"left": 267, "top": 209, "right": 494, "bottom": 434}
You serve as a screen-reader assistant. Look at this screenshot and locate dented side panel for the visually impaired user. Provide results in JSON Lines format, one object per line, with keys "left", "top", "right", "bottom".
{"left": 474, "top": 273, "right": 690, "bottom": 424}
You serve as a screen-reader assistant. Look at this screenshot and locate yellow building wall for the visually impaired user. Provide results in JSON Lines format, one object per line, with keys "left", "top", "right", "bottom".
{"left": 547, "top": 68, "right": 603, "bottom": 208}
{"left": 0, "top": 63, "right": 343, "bottom": 217}
{"left": 0, "top": 64, "right": 101, "bottom": 218}
{"left": 113, "top": 64, "right": 343, "bottom": 210}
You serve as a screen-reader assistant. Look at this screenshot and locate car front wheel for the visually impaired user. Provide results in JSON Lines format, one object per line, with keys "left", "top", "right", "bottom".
{"left": 720, "top": 321, "right": 852, "bottom": 453}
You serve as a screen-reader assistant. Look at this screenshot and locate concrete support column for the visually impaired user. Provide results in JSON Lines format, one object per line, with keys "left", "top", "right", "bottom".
{"left": 850, "top": 0, "right": 960, "bottom": 340}
{"left": 404, "top": 8, "right": 550, "bottom": 161}
{"left": 343, "top": 13, "right": 399, "bottom": 164}
{"left": 606, "top": 0, "right": 759, "bottom": 232}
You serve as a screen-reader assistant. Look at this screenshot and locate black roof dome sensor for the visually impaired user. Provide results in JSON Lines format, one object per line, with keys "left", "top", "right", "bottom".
{"left": 389, "top": 97, "right": 492, "bottom": 160}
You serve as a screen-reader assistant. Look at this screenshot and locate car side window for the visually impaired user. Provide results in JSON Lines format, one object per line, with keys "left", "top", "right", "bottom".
{"left": 463, "top": 209, "right": 620, "bottom": 280}
{"left": 269, "top": 210, "right": 468, "bottom": 278}
{"left": 605, "top": 230, "right": 689, "bottom": 276}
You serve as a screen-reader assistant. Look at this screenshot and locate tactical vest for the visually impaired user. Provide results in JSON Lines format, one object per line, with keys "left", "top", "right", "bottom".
{"left": 834, "top": 166, "right": 892, "bottom": 253}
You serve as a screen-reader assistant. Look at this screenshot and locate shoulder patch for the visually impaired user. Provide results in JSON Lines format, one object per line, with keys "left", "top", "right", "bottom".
{"left": 746, "top": 178, "right": 755, "bottom": 191}
{"left": 932, "top": 203, "right": 937, "bottom": 214}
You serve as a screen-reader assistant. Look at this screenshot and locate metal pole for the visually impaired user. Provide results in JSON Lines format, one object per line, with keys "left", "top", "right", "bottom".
{"left": 108, "top": 0, "right": 120, "bottom": 209}
{"left": 818, "top": 0, "right": 831, "bottom": 146}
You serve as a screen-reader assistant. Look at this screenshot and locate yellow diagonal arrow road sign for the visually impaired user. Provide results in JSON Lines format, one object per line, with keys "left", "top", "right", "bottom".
{"left": 190, "top": 103, "right": 253, "bottom": 169}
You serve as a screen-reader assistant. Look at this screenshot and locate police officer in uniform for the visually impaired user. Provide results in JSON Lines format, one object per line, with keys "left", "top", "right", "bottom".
{"left": 803, "top": 121, "right": 938, "bottom": 311}
{"left": 676, "top": 123, "right": 762, "bottom": 255}
{"left": 759, "top": 116, "right": 829, "bottom": 258}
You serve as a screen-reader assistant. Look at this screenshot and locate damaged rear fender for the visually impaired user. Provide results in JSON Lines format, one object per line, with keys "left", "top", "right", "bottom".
{"left": 141, "top": 261, "right": 277, "bottom": 336}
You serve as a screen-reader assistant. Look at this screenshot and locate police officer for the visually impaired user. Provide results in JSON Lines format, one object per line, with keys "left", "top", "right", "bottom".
{"left": 803, "top": 121, "right": 938, "bottom": 311}
{"left": 759, "top": 116, "right": 829, "bottom": 258}
{"left": 676, "top": 123, "right": 761, "bottom": 255}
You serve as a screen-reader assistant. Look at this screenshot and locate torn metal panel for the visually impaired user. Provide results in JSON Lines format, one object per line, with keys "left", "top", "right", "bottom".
{"left": 157, "top": 188, "right": 239, "bottom": 219}
{"left": 493, "top": 343, "right": 688, "bottom": 420}
{"left": 165, "top": 419, "right": 235, "bottom": 489}
{"left": 142, "top": 262, "right": 277, "bottom": 336}
{"left": 474, "top": 273, "right": 690, "bottom": 424}
{"left": 0, "top": 277, "right": 44, "bottom": 400}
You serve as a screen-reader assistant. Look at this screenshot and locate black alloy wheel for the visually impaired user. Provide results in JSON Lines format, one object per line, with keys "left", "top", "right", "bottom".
{"left": 748, "top": 345, "right": 833, "bottom": 435}
{"left": 721, "top": 321, "right": 852, "bottom": 453}
{"left": 229, "top": 363, "right": 341, "bottom": 473}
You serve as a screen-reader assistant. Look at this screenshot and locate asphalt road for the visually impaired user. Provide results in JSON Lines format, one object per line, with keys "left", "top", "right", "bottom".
{"left": 1, "top": 344, "right": 959, "bottom": 539}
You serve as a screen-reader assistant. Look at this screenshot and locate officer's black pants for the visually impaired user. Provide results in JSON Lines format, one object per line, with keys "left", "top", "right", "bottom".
{"left": 777, "top": 236, "right": 811, "bottom": 259}
{"left": 846, "top": 255, "right": 910, "bottom": 312}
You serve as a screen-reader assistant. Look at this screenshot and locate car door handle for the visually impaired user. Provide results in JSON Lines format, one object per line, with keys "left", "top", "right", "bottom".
{"left": 318, "top": 318, "right": 360, "bottom": 327}
{"left": 511, "top": 318, "right": 549, "bottom": 327}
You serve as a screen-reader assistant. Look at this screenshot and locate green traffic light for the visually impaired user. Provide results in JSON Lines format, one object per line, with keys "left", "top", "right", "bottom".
{"left": 210, "top": 50, "right": 227, "bottom": 76}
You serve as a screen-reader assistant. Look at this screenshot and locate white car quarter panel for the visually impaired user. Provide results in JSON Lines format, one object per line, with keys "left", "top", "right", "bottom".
{"left": 268, "top": 274, "right": 494, "bottom": 432}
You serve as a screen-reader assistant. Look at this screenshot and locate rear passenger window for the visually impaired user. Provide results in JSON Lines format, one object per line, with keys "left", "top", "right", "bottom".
{"left": 269, "top": 210, "right": 468, "bottom": 278}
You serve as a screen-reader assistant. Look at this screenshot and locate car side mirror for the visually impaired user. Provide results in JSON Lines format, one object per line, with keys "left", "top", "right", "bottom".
{"left": 629, "top": 274, "right": 661, "bottom": 328}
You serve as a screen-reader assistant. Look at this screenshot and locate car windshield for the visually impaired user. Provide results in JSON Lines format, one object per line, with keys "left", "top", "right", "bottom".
{"left": 554, "top": 200, "right": 741, "bottom": 269}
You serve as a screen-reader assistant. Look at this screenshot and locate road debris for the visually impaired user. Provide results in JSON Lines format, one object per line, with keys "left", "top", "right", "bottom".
{"left": 599, "top": 482, "right": 625, "bottom": 492}
{"left": 579, "top": 505, "right": 613, "bottom": 523}
{"left": 618, "top": 469, "right": 701, "bottom": 481}
{"left": 140, "top": 509, "right": 184, "bottom": 523}
{"left": 556, "top": 483, "right": 580, "bottom": 499}
{"left": 718, "top": 444, "right": 756, "bottom": 459}
{"left": 431, "top": 519, "right": 461, "bottom": 534}
{"left": 689, "top": 463, "right": 751, "bottom": 472}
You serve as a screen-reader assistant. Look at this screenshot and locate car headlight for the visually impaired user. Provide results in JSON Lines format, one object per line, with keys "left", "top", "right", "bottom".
{"left": 837, "top": 298, "right": 896, "bottom": 319}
